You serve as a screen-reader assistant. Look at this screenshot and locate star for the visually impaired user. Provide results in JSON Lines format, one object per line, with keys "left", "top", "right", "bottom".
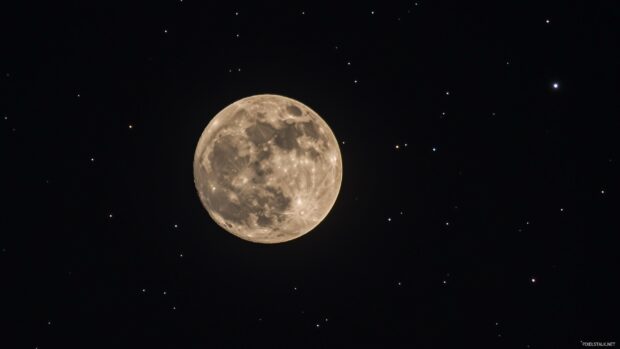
{"left": 395, "top": 144, "right": 400, "bottom": 149}
{"left": 387, "top": 217, "right": 392, "bottom": 222}
{"left": 128, "top": 124, "right": 133, "bottom": 129}
{"left": 552, "top": 82, "right": 559, "bottom": 89}
{"left": 432, "top": 147, "right": 437, "bottom": 152}
{"left": 545, "top": 19, "right": 550, "bottom": 24}
{"left": 90, "top": 157, "right": 95, "bottom": 162}
{"left": 108, "top": 213, "right": 113, "bottom": 219}
{"left": 445, "top": 91, "right": 450, "bottom": 95}
{"left": 164, "top": 29, "right": 168, "bottom": 34}
{"left": 530, "top": 277, "right": 536, "bottom": 283}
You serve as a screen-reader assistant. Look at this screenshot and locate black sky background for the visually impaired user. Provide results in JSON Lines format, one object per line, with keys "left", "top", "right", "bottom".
{"left": 1, "top": 1, "right": 618, "bottom": 348}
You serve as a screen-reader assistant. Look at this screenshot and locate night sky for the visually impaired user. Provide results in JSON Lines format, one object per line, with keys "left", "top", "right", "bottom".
{"left": 1, "top": 1, "right": 618, "bottom": 348}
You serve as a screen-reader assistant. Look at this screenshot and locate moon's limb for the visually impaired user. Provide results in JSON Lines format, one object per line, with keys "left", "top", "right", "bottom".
{"left": 193, "top": 94, "right": 343, "bottom": 243}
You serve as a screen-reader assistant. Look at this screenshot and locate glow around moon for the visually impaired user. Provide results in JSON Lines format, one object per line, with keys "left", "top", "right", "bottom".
{"left": 193, "top": 94, "right": 343, "bottom": 243}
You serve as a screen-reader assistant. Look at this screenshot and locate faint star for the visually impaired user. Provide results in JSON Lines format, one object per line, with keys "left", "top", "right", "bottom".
{"left": 387, "top": 217, "right": 392, "bottom": 222}
{"left": 164, "top": 29, "right": 168, "bottom": 34}
{"left": 445, "top": 91, "right": 450, "bottom": 95}
{"left": 531, "top": 278, "right": 536, "bottom": 283}
{"left": 395, "top": 144, "right": 400, "bottom": 149}
{"left": 432, "top": 147, "right": 437, "bottom": 152}
{"left": 545, "top": 19, "right": 550, "bottom": 24}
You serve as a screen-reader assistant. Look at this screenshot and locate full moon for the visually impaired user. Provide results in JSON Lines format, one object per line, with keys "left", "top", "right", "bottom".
{"left": 193, "top": 94, "right": 343, "bottom": 243}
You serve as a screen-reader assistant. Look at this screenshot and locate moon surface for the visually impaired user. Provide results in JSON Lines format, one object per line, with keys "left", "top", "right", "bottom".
{"left": 193, "top": 94, "right": 343, "bottom": 244}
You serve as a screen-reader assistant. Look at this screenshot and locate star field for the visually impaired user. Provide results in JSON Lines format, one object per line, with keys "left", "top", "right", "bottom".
{"left": 1, "top": 1, "right": 618, "bottom": 348}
